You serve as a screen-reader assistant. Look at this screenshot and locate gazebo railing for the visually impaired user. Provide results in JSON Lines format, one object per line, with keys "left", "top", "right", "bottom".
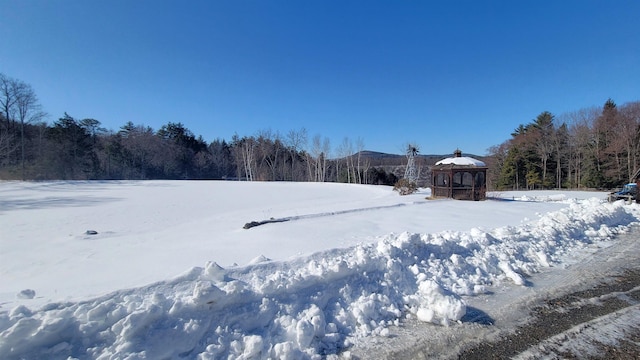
{"left": 431, "top": 185, "right": 486, "bottom": 201}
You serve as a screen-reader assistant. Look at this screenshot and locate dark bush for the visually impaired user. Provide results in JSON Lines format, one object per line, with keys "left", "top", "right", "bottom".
{"left": 393, "top": 178, "right": 418, "bottom": 195}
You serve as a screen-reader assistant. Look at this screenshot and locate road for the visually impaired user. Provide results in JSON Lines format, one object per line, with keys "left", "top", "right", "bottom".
{"left": 458, "top": 268, "right": 640, "bottom": 359}
{"left": 349, "top": 229, "right": 640, "bottom": 359}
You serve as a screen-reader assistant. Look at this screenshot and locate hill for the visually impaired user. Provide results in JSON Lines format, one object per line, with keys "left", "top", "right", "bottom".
{"left": 349, "top": 150, "right": 488, "bottom": 186}
{"left": 354, "top": 150, "right": 485, "bottom": 166}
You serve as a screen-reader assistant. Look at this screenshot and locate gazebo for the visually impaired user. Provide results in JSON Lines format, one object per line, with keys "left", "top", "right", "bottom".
{"left": 431, "top": 149, "right": 487, "bottom": 201}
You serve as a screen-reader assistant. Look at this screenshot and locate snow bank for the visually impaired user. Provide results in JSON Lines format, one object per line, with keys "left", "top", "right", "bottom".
{"left": 1, "top": 196, "right": 638, "bottom": 359}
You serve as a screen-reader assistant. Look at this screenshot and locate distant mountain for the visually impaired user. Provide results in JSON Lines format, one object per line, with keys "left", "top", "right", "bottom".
{"left": 335, "top": 150, "right": 488, "bottom": 186}
{"left": 354, "top": 150, "right": 486, "bottom": 167}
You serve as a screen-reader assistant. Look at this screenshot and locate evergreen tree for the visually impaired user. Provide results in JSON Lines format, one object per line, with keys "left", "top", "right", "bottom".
{"left": 46, "top": 113, "right": 96, "bottom": 179}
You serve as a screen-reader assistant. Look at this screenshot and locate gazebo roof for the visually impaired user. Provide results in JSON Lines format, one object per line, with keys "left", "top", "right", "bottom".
{"left": 433, "top": 149, "right": 487, "bottom": 169}
{"left": 435, "top": 156, "right": 486, "bottom": 167}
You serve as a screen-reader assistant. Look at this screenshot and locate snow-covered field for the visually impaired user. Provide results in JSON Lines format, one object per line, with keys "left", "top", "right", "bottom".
{"left": 1, "top": 181, "right": 638, "bottom": 359}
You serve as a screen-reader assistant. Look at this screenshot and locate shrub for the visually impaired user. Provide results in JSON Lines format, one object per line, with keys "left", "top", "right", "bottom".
{"left": 393, "top": 178, "right": 418, "bottom": 195}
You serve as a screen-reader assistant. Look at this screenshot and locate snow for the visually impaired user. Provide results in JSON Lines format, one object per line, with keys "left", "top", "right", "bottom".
{"left": 1, "top": 180, "right": 638, "bottom": 359}
{"left": 516, "top": 304, "right": 640, "bottom": 359}
{"left": 434, "top": 156, "right": 486, "bottom": 167}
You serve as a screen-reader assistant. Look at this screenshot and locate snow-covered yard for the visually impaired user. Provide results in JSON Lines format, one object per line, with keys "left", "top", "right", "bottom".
{"left": 1, "top": 181, "right": 638, "bottom": 359}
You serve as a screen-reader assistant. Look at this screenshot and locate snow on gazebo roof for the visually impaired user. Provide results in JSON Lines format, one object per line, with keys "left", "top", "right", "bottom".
{"left": 435, "top": 156, "right": 486, "bottom": 167}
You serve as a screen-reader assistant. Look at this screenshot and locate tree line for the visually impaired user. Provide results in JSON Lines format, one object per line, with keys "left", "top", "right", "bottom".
{"left": 3, "top": 73, "right": 639, "bottom": 189}
{"left": 488, "top": 99, "right": 640, "bottom": 190}
{"left": 0, "top": 73, "right": 400, "bottom": 184}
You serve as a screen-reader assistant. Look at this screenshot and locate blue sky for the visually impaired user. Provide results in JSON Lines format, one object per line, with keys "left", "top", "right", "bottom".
{"left": 1, "top": 1, "right": 638, "bottom": 155}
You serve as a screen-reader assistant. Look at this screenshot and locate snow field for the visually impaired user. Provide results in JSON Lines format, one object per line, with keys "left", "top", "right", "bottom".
{"left": 1, "top": 182, "right": 638, "bottom": 359}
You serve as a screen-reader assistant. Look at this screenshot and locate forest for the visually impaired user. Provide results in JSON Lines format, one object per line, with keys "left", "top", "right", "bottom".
{"left": 0, "top": 73, "right": 398, "bottom": 184}
{"left": 487, "top": 99, "right": 640, "bottom": 190}
{"left": 1, "top": 72, "right": 639, "bottom": 190}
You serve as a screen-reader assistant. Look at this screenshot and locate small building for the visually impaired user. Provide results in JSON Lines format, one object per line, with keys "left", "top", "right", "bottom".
{"left": 431, "top": 149, "right": 487, "bottom": 201}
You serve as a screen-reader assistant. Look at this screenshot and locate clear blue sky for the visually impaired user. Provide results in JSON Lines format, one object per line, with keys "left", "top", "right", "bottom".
{"left": 1, "top": 1, "right": 638, "bottom": 155}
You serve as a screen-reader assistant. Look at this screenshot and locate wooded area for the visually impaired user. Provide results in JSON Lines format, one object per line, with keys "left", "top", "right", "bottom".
{"left": 487, "top": 99, "right": 640, "bottom": 190}
{"left": 2, "top": 73, "right": 639, "bottom": 190}
{"left": 0, "top": 73, "right": 400, "bottom": 184}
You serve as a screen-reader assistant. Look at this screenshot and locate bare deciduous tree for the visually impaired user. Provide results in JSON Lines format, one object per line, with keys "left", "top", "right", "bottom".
{"left": 308, "top": 135, "right": 331, "bottom": 182}
{"left": 256, "top": 129, "right": 282, "bottom": 181}
{"left": 337, "top": 137, "right": 355, "bottom": 183}
{"left": 286, "top": 128, "right": 307, "bottom": 181}
{"left": 0, "top": 73, "right": 46, "bottom": 178}
{"left": 16, "top": 84, "right": 46, "bottom": 178}
{"left": 0, "top": 73, "right": 18, "bottom": 132}
{"left": 615, "top": 101, "right": 640, "bottom": 181}
{"left": 355, "top": 137, "right": 365, "bottom": 184}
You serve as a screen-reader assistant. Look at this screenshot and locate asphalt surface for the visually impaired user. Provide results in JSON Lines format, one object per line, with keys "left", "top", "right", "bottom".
{"left": 457, "top": 268, "right": 640, "bottom": 359}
